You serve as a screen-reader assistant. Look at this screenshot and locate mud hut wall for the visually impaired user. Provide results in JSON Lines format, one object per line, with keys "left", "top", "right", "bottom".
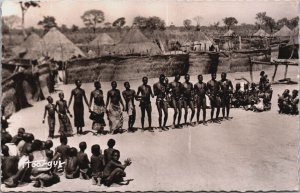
{"left": 66, "top": 54, "right": 189, "bottom": 83}
{"left": 188, "top": 52, "right": 220, "bottom": 75}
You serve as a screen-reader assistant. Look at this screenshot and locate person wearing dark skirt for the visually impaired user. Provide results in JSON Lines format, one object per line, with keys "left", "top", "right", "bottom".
{"left": 68, "top": 80, "right": 90, "bottom": 135}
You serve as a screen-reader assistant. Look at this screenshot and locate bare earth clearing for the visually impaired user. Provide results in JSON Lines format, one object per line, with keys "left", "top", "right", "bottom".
{"left": 2, "top": 66, "right": 299, "bottom": 192}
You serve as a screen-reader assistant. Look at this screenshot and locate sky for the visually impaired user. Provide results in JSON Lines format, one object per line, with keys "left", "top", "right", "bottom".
{"left": 1, "top": 0, "right": 299, "bottom": 28}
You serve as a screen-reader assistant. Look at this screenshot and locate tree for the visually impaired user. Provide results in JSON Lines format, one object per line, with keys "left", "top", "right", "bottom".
{"left": 264, "top": 16, "right": 276, "bottom": 33}
{"left": 38, "top": 16, "right": 57, "bottom": 33}
{"left": 133, "top": 16, "right": 165, "bottom": 31}
{"left": 289, "top": 16, "right": 299, "bottom": 28}
{"left": 60, "top": 24, "right": 69, "bottom": 33}
{"left": 211, "top": 21, "right": 220, "bottom": 30}
{"left": 183, "top": 19, "right": 192, "bottom": 30}
{"left": 193, "top": 16, "right": 203, "bottom": 31}
{"left": 277, "top": 17, "right": 289, "bottom": 28}
{"left": 223, "top": 17, "right": 238, "bottom": 30}
{"left": 112, "top": 17, "right": 126, "bottom": 29}
{"left": 19, "top": 1, "right": 40, "bottom": 37}
{"left": 81, "top": 9, "right": 105, "bottom": 33}
{"left": 255, "top": 12, "right": 266, "bottom": 28}
{"left": 71, "top": 25, "right": 79, "bottom": 32}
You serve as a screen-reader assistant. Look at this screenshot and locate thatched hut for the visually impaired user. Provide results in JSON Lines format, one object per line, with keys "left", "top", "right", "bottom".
{"left": 88, "top": 33, "right": 115, "bottom": 56}
{"left": 223, "top": 29, "right": 236, "bottom": 37}
{"left": 43, "top": 27, "right": 85, "bottom": 61}
{"left": 113, "top": 26, "right": 161, "bottom": 55}
{"left": 11, "top": 33, "right": 46, "bottom": 60}
{"left": 253, "top": 29, "right": 270, "bottom": 37}
{"left": 273, "top": 25, "right": 292, "bottom": 40}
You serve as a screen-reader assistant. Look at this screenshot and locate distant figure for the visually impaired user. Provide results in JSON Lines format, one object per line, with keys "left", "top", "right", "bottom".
{"left": 56, "top": 92, "right": 73, "bottom": 136}
{"left": 182, "top": 74, "right": 195, "bottom": 126}
{"left": 219, "top": 72, "right": 233, "bottom": 119}
{"left": 194, "top": 74, "right": 207, "bottom": 125}
{"left": 43, "top": 96, "right": 57, "bottom": 138}
{"left": 136, "top": 77, "right": 154, "bottom": 131}
{"left": 169, "top": 74, "right": 183, "bottom": 128}
{"left": 207, "top": 73, "right": 221, "bottom": 122}
{"left": 68, "top": 80, "right": 90, "bottom": 135}
{"left": 89, "top": 81, "right": 106, "bottom": 135}
{"left": 90, "top": 144, "right": 105, "bottom": 186}
{"left": 153, "top": 74, "right": 168, "bottom": 130}
{"left": 106, "top": 81, "right": 125, "bottom": 134}
{"left": 122, "top": 82, "right": 136, "bottom": 132}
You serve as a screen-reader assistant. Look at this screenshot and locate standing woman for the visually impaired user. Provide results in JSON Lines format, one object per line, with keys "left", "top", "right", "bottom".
{"left": 89, "top": 81, "right": 106, "bottom": 135}
{"left": 68, "top": 80, "right": 90, "bottom": 135}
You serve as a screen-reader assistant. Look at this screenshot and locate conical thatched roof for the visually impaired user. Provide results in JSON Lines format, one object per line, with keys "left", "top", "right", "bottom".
{"left": 253, "top": 29, "right": 270, "bottom": 37}
{"left": 12, "top": 33, "right": 46, "bottom": 60}
{"left": 273, "top": 25, "right": 292, "bottom": 37}
{"left": 113, "top": 26, "right": 161, "bottom": 55}
{"left": 223, "top": 29, "right": 235, "bottom": 37}
{"left": 43, "top": 27, "right": 85, "bottom": 61}
{"left": 89, "top": 33, "right": 115, "bottom": 47}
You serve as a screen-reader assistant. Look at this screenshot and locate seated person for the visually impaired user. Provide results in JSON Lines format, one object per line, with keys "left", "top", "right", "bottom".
{"left": 231, "top": 83, "right": 243, "bottom": 108}
{"left": 278, "top": 89, "right": 291, "bottom": 114}
{"left": 77, "top": 142, "right": 90, "bottom": 180}
{"left": 104, "top": 139, "right": 116, "bottom": 165}
{"left": 90, "top": 144, "right": 105, "bottom": 186}
{"left": 102, "top": 150, "right": 132, "bottom": 187}
{"left": 12, "top": 128, "right": 25, "bottom": 145}
{"left": 1, "top": 145, "right": 19, "bottom": 182}
{"left": 65, "top": 147, "right": 79, "bottom": 179}
{"left": 290, "top": 90, "right": 299, "bottom": 115}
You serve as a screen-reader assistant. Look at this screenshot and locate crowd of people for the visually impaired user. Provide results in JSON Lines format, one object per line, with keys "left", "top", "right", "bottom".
{"left": 40, "top": 71, "right": 282, "bottom": 137}
{"left": 1, "top": 127, "right": 132, "bottom": 188}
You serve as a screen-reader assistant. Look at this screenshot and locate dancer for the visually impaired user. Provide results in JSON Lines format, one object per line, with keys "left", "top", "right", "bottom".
{"left": 169, "top": 74, "right": 183, "bottom": 128}
{"left": 106, "top": 81, "right": 125, "bottom": 134}
{"left": 182, "top": 74, "right": 195, "bottom": 126}
{"left": 153, "top": 74, "right": 168, "bottom": 130}
{"left": 136, "top": 77, "right": 154, "bottom": 131}
{"left": 207, "top": 73, "right": 221, "bottom": 122}
{"left": 56, "top": 92, "right": 73, "bottom": 136}
{"left": 43, "top": 96, "right": 57, "bottom": 138}
{"left": 194, "top": 74, "right": 207, "bottom": 125}
{"left": 68, "top": 80, "right": 90, "bottom": 135}
{"left": 219, "top": 72, "right": 233, "bottom": 119}
{"left": 122, "top": 82, "right": 136, "bottom": 132}
{"left": 89, "top": 81, "right": 106, "bottom": 135}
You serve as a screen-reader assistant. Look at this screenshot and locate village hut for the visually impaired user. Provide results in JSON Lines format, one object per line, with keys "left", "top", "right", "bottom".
{"left": 273, "top": 25, "right": 292, "bottom": 40}
{"left": 88, "top": 33, "right": 115, "bottom": 56}
{"left": 12, "top": 33, "right": 46, "bottom": 60}
{"left": 113, "top": 26, "right": 161, "bottom": 55}
{"left": 190, "top": 31, "right": 215, "bottom": 51}
{"left": 43, "top": 27, "right": 85, "bottom": 61}
{"left": 253, "top": 28, "right": 270, "bottom": 37}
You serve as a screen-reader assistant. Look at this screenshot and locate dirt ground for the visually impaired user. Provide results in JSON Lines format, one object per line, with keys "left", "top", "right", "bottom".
{"left": 2, "top": 66, "right": 299, "bottom": 192}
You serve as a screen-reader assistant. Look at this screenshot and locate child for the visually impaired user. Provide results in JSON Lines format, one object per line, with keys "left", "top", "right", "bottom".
{"left": 56, "top": 92, "right": 73, "bottom": 136}
{"left": 54, "top": 135, "right": 70, "bottom": 163}
{"left": 104, "top": 139, "right": 116, "bottom": 165}
{"left": 65, "top": 147, "right": 80, "bottom": 179}
{"left": 90, "top": 144, "right": 105, "bottom": 186}
{"left": 77, "top": 142, "right": 90, "bottom": 179}
{"left": 43, "top": 96, "right": 57, "bottom": 138}
{"left": 44, "top": 139, "right": 53, "bottom": 150}
{"left": 12, "top": 128, "right": 25, "bottom": 145}
{"left": 102, "top": 150, "right": 132, "bottom": 187}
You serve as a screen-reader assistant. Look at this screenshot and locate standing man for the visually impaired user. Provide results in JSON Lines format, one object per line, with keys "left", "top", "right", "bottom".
{"left": 106, "top": 81, "right": 125, "bottom": 134}
{"left": 122, "top": 82, "right": 136, "bottom": 132}
{"left": 207, "top": 73, "right": 221, "bottom": 122}
{"left": 153, "top": 74, "right": 168, "bottom": 130}
{"left": 194, "top": 74, "right": 207, "bottom": 125}
{"left": 169, "top": 74, "right": 183, "bottom": 128}
{"left": 137, "top": 77, "right": 154, "bottom": 131}
{"left": 182, "top": 74, "right": 195, "bottom": 126}
{"left": 68, "top": 80, "right": 90, "bottom": 135}
{"left": 219, "top": 72, "right": 233, "bottom": 119}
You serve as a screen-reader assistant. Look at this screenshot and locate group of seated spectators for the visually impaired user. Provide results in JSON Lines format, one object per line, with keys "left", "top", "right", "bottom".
{"left": 278, "top": 89, "right": 299, "bottom": 115}
{"left": 231, "top": 71, "right": 273, "bottom": 112}
{"left": 1, "top": 127, "right": 132, "bottom": 188}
